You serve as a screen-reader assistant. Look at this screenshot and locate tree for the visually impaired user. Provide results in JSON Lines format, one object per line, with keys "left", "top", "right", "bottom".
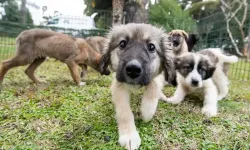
{"left": 83, "top": 0, "right": 149, "bottom": 27}
{"left": 149, "top": 0, "right": 195, "bottom": 32}
{"left": 2, "top": 0, "right": 20, "bottom": 22}
{"left": 20, "top": 0, "right": 26, "bottom": 24}
{"left": 112, "top": 0, "right": 125, "bottom": 25}
{"left": 124, "top": 0, "right": 149, "bottom": 23}
{"left": 220, "top": 0, "right": 248, "bottom": 56}
{"left": 187, "top": 0, "right": 220, "bottom": 19}
{"left": 83, "top": 0, "right": 112, "bottom": 28}
{"left": 247, "top": 28, "right": 250, "bottom": 60}
{"left": 1, "top": 0, "right": 33, "bottom": 24}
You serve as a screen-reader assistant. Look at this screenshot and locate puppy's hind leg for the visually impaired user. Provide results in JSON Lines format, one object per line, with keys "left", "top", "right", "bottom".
{"left": 25, "top": 57, "right": 46, "bottom": 83}
{"left": 0, "top": 55, "right": 29, "bottom": 84}
{"left": 112, "top": 79, "right": 141, "bottom": 150}
{"left": 213, "top": 69, "right": 229, "bottom": 101}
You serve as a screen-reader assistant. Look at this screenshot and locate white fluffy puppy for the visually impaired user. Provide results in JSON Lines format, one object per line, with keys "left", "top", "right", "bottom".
{"left": 164, "top": 49, "right": 238, "bottom": 117}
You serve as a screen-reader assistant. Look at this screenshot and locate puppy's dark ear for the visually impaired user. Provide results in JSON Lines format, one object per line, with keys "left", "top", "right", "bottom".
{"left": 181, "top": 30, "right": 188, "bottom": 40}
{"left": 174, "top": 57, "right": 181, "bottom": 70}
{"left": 99, "top": 51, "right": 111, "bottom": 75}
{"left": 204, "top": 65, "right": 216, "bottom": 80}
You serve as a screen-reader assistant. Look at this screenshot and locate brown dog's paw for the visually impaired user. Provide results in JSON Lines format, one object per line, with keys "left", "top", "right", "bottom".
{"left": 79, "top": 82, "right": 86, "bottom": 86}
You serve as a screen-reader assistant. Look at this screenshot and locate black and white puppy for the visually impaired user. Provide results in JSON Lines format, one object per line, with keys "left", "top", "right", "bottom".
{"left": 164, "top": 49, "right": 238, "bottom": 117}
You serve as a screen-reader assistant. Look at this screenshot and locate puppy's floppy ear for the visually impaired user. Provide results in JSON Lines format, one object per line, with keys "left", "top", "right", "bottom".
{"left": 200, "top": 58, "right": 216, "bottom": 80}
{"left": 181, "top": 30, "right": 188, "bottom": 40}
{"left": 204, "top": 64, "right": 216, "bottom": 80}
{"left": 99, "top": 50, "right": 111, "bottom": 75}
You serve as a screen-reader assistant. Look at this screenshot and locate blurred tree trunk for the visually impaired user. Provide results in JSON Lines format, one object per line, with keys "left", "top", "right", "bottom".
{"left": 20, "top": 0, "right": 26, "bottom": 24}
{"left": 138, "top": 0, "right": 148, "bottom": 23}
{"left": 124, "top": 0, "right": 148, "bottom": 23}
{"left": 112, "top": 0, "right": 125, "bottom": 25}
{"left": 248, "top": 28, "right": 250, "bottom": 60}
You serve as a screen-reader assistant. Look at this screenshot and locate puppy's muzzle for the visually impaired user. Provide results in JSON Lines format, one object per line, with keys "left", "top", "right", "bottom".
{"left": 173, "top": 39, "right": 180, "bottom": 47}
{"left": 191, "top": 78, "right": 199, "bottom": 87}
{"left": 125, "top": 60, "right": 142, "bottom": 79}
{"left": 104, "top": 69, "right": 111, "bottom": 75}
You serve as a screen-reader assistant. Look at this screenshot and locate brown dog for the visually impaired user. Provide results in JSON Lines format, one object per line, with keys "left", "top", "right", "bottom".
{"left": 0, "top": 29, "right": 110, "bottom": 86}
{"left": 80, "top": 36, "right": 108, "bottom": 78}
{"left": 85, "top": 36, "right": 108, "bottom": 54}
{"left": 169, "top": 29, "right": 189, "bottom": 56}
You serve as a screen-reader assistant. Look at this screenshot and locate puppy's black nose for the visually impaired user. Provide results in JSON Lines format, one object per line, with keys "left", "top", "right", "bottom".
{"left": 104, "top": 69, "right": 111, "bottom": 75}
{"left": 126, "top": 60, "right": 142, "bottom": 79}
{"left": 173, "top": 39, "right": 179, "bottom": 46}
{"left": 191, "top": 79, "right": 199, "bottom": 86}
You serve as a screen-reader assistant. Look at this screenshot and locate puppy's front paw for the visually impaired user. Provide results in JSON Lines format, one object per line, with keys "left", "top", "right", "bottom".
{"left": 159, "top": 92, "right": 167, "bottom": 101}
{"left": 217, "top": 94, "right": 226, "bottom": 101}
{"left": 165, "top": 97, "right": 182, "bottom": 104}
{"left": 119, "top": 131, "right": 141, "bottom": 150}
{"left": 201, "top": 106, "right": 217, "bottom": 117}
{"left": 79, "top": 82, "right": 86, "bottom": 86}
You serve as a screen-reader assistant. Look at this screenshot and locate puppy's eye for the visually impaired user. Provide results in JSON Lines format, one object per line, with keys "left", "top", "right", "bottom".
{"left": 119, "top": 40, "right": 127, "bottom": 49}
{"left": 200, "top": 67, "right": 206, "bottom": 72}
{"left": 148, "top": 43, "right": 155, "bottom": 52}
{"left": 183, "top": 65, "right": 191, "bottom": 70}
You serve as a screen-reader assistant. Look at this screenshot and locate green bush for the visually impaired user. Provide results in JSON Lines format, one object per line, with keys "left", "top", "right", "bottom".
{"left": 149, "top": 0, "right": 196, "bottom": 32}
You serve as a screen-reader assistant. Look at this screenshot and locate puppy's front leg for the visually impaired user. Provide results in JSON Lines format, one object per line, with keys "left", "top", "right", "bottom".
{"left": 202, "top": 79, "right": 218, "bottom": 117}
{"left": 111, "top": 79, "right": 141, "bottom": 150}
{"left": 165, "top": 84, "right": 187, "bottom": 104}
{"left": 141, "top": 74, "right": 164, "bottom": 122}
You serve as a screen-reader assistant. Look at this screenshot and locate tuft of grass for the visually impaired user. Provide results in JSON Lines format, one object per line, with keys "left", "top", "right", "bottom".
{"left": 0, "top": 59, "right": 250, "bottom": 149}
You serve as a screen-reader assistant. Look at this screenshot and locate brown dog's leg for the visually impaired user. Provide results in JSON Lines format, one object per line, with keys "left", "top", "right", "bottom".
{"left": 66, "top": 60, "right": 84, "bottom": 86}
{"left": 25, "top": 57, "right": 46, "bottom": 83}
{"left": 80, "top": 64, "right": 87, "bottom": 78}
{"left": 0, "top": 57, "right": 23, "bottom": 83}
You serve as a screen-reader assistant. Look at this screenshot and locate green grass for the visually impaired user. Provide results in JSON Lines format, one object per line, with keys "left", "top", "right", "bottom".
{"left": 0, "top": 60, "right": 250, "bottom": 150}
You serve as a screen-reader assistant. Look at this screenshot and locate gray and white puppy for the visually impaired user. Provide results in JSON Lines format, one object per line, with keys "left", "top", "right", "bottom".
{"left": 164, "top": 49, "right": 238, "bottom": 117}
{"left": 99, "top": 23, "right": 173, "bottom": 150}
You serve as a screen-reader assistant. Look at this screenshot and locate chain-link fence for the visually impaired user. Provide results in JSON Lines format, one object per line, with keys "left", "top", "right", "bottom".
{"left": 193, "top": 12, "right": 250, "bottom": 81}
{"left": 0, "top": 9, "right": 249, "bottom": 81}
